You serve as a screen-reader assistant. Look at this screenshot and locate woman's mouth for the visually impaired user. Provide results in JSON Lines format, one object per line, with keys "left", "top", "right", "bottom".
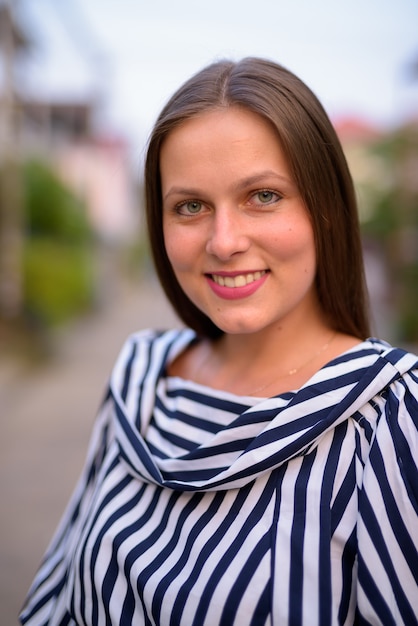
{"left": 210, "top": 270, "right": 268, "bottom": 288}
{"left": 205, "top": 270, "right": 269, "bottom": 300}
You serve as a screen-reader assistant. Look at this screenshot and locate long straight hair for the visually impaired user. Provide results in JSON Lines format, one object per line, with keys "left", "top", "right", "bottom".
{"left": 145, "top": 57, "right": 371, "bottom": 340}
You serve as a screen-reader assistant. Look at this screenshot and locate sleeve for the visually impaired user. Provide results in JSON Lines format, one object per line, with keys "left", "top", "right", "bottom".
{"left": 19, "top": 392, "right": 114, "bottom": 625}
{"left": 357, "top": 368, "right": 418, "bottom": 625}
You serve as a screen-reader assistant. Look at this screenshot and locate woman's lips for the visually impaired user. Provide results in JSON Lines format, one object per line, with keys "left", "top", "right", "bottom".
{"left": 205, "top": 270, "right": 269, "bottom": 300}
{"left": 211, "top": 270, "right": 267, "bottom": 288}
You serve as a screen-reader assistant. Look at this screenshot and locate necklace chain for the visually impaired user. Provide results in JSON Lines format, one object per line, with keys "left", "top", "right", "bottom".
{"left": 248, "top": 332, "right": 337, "bottom": 396}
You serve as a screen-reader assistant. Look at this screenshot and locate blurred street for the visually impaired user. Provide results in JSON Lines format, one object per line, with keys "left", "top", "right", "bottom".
{"left": 0, "top": 275, "right": 180, "bottom": 625}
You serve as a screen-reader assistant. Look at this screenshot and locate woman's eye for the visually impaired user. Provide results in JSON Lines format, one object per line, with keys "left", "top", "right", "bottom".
{"left": 177, "top": 200, "right": 203, "bottom": 215}
{"left": 254, "top": 190, "right": 279, "bottom": 205}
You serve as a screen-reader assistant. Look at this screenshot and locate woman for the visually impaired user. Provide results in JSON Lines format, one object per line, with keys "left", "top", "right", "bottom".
{"left": 20, "top": 58, "right": 417, "bottom": 625}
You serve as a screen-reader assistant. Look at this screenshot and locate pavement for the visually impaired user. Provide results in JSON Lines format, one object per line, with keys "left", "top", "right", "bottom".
{"left": 0, "top": 274, "right": 180, "bottom": 625}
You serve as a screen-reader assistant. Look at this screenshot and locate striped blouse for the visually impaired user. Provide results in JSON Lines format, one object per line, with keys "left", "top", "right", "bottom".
{"left": 20, "top": 329, "right": 418, "bottom": 625}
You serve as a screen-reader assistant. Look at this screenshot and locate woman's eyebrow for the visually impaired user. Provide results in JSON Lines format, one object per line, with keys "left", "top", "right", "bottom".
{"left": 163, "top": 170, "right": 293, "bottom": 203}
{"left": 163, "top": 186, "right": 202, "bottom": 203}
{"left": 231, "top": 171, "right": 292, "bottom": 191}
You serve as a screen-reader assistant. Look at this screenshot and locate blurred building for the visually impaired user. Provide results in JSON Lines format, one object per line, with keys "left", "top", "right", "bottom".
{"left": 15, "top": 93, "right": 138, "bottom": 244}
{"left": 0, "top": 0, "right": 138, "bottom": 244}
{"left": 56, "top": 133, "right": 137, "bottom": 242}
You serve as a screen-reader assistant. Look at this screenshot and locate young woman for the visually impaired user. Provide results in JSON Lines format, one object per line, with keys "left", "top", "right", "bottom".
{"left": 21, "top": 58, "right": 417, "bottom": 626}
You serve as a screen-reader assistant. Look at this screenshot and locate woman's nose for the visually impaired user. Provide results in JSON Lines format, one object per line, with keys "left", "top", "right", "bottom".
{"left": 205, "top": 208, "right": 250, "bottom": 260}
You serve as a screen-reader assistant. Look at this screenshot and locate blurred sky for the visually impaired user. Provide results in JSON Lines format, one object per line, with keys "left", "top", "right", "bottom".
{"left": 18, "top": 0, "right": 418, "bottom": 154}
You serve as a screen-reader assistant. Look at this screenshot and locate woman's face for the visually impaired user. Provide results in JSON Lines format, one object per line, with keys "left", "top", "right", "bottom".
{"left": 161, "top": 106, "right": 320, "bottom": 337}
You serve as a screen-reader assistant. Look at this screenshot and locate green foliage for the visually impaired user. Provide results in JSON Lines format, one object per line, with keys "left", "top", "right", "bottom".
{"left": 397, "top": 264, "right": 418, "bottom": 343}
{"left": 361, "top": 189, "right": 401, "bottom": 238}
{"left": 359, "top": 123, "right": 418, "bottom": 343}
{"left": 23, "top": 159, "right": 91, "bottom": 242}
{"left": 371, "top": 124, "right": 418, "bottom": 162}
{"left": 19, "top": 158, "right": 95, "bottom": 326}
{"left": 23, "top": 238, "right": 93, "bottom": 326}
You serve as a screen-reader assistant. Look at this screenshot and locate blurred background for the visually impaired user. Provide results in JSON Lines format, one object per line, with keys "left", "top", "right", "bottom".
{"left": 1, "top": 0, "right": 417, "bottom": 622}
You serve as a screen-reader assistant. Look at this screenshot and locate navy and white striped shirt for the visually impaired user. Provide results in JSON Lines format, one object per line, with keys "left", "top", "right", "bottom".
{"left": 20, "top": 329, "right": 418, "bottom": 625}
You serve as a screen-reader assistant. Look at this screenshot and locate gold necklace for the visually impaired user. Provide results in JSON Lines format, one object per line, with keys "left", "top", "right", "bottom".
{"left": 248, "top": 332, "right": 337, "bottom": 396}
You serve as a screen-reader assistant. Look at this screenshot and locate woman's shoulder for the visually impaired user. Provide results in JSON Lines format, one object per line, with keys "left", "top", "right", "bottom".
{"left": 365, "top": 337, "right": 418, "bottom": 376}
{"left": 312, "top": 337, "right": 417, "bottom": 415}
{"left": 358, "top": 338, "right": 417, "bottom": 433}
{"left": 122, "top": 327, "right": 196, "bottom": 353}
{"left": 110, "top": 328, "right": 196, "bottom": 377}
{"left": 335, "top": 337, "right": 417, "bottom": 372}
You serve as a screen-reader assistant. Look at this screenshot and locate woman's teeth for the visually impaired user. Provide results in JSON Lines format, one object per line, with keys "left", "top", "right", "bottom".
{"left": 211, "top": 270, "right": 266, "bottom": 288}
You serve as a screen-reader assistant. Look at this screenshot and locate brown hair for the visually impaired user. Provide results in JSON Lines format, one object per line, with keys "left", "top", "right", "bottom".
{"left": 145, "top": 57, "right": 371, "bottom": 339}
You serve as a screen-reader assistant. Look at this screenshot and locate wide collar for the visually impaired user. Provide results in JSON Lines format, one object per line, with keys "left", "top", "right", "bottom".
{"left": 109, "top": 330, "right": 416, "bottom": 492}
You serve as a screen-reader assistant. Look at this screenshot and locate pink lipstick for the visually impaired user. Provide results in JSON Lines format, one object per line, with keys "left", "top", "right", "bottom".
{"left": 205, "top": 270, "right": 269, "bottom": 300}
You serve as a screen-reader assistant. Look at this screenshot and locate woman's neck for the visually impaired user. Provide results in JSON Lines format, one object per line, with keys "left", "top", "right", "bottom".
{"left": 169, "top": 314, "right": 361, "bottom": 397}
